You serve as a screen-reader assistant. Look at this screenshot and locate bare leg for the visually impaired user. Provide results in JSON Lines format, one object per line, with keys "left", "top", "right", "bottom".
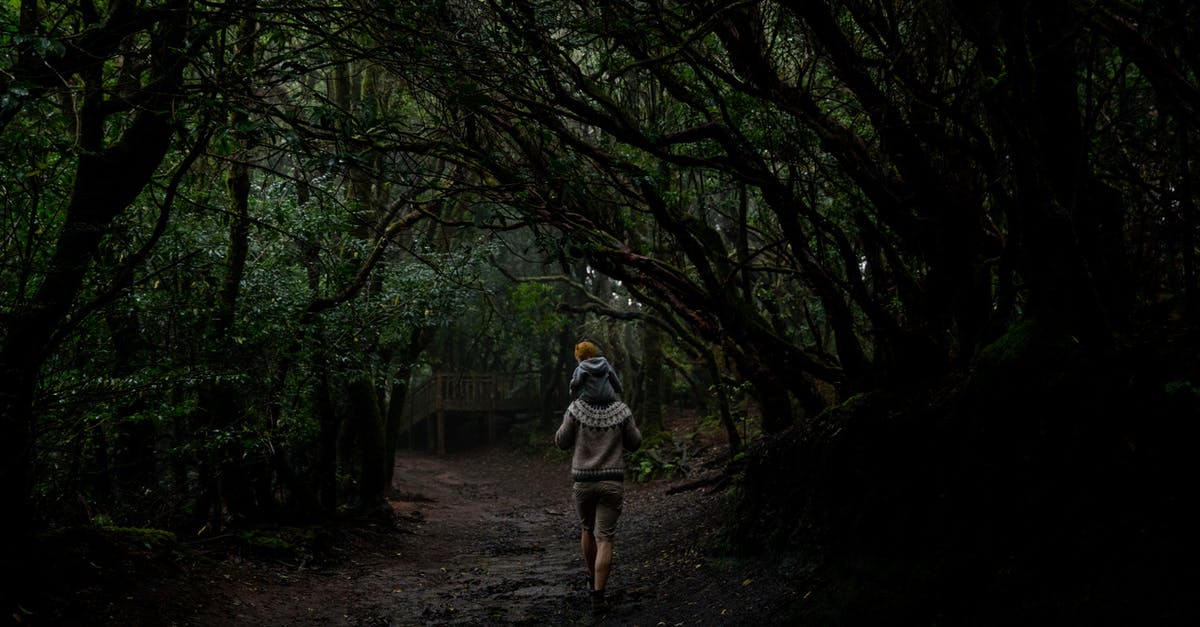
{"left": 593, "top": 538, "right": 613, "bottom": 591}
{"left": 580, "top": 529, "right": 597, "bottom": 580}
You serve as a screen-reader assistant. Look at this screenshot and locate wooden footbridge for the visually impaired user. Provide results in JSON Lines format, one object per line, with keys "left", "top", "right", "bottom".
{"left": 400, "top": 372, "right": 547, "bottom": 453}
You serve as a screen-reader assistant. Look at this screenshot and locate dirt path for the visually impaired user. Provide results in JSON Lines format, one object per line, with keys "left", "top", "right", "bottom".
{"left": 78, "top": 444, "right": 804, "bottom": 626}
{"left": 370, "top": 449, "right": 584, "bottom": 624}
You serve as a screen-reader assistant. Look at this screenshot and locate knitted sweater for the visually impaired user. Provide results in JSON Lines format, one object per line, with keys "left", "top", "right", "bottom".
{"left": 554, "top": 399, "right": 642, "bottom": 482}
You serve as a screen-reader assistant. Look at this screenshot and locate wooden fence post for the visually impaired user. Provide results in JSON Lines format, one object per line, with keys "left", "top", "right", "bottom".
{"left": 436, "top": 375, "right": 446, "bottom": 454}
{"left": 488, "top": 374, "right": 497, "bottom": 445}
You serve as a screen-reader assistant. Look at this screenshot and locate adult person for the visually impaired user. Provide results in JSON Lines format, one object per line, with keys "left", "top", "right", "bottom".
{"left": 555, "top": 341, "right": 642, "bottom": 614}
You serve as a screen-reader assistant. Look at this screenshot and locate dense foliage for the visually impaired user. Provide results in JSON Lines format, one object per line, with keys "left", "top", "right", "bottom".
{"left": 2, "top": 0, "right": 1197, "bottom": 621}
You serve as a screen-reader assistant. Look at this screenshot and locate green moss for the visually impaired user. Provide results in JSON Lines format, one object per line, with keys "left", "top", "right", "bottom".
{"left": 976, "top": 317, "right": 1081, "bottom": 372}
{"left": 818, "top": 391, "right": 882, "bottom": 421}
{"left": 231, "top": 526, "right": 333, "bottom": 560}
{"left": 97, "top": 526, "right": 178, "bottom": 548}
{"left": 977, "top": 317, "right": 1042, "bottom": 366}
{"left": 238, "top": 530, "right": 293, "bottom": 552}
{"left": 1164, "top": 378, "right": 1200, "bottom": 398}
{"left": 638, "top": 429, "right": 674, "bottom": 450}
{"left": 967, "top": 317, "right": 1085, "bottom": 408}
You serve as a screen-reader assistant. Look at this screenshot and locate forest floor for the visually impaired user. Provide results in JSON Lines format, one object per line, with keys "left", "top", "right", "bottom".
{"left": 48, "top": 416, "right": 810, "bottom": 626}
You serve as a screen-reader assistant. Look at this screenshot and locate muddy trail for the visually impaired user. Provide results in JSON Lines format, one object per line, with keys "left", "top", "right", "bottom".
{"left": 67, "top": 444, "right": 805, "bottom": 626}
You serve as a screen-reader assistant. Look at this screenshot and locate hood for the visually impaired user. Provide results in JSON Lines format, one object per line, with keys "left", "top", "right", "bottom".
{"left": 578, "top": 356, "right": 611, "bottom": 374}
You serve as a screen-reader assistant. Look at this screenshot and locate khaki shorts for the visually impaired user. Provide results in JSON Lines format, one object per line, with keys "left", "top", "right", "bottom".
{"left": 572, "top": 480, "right": 624, "bottom": 539}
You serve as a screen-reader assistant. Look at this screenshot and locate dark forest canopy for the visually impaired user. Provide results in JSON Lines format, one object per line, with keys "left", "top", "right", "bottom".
{"left": 2, "top": 0, "right": 1197, "bottom": 622}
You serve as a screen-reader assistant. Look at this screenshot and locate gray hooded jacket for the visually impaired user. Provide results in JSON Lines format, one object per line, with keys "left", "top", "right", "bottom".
{"left": 569, "top": 356, "right": 623, "bottom": 405}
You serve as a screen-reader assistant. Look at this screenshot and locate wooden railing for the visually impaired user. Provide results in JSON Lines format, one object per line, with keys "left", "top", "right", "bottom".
{"left": 400, "top": 372, "right": 543, "bottom": 452}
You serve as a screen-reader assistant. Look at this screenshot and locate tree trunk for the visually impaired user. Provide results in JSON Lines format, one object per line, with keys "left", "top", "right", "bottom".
{"left": 347, "top": 376, "right": 389, "bottom": 512}
{"left": 311, "top": 326, "right": 341, "bottom": 513}
{"left": 384, "top": 376, "right": 409, "bottom": 487}
{"left": 383, "top": 328, "right": 431, "bottom": 486}
{"left": 639, "top": 322, "right": 665, "bottom": 434}
{"left": 104, "top": 295, "right": 156, "bottom": 506}
{"left": 0, "top": 354, "right": 37, "bottom": 597}
{"left": 702, "top": 347, "right": 742, "bottom": 456}
{"left": 994, "top": 1, "right": 1115, "bottom": 341}
{"left": 196, "top": 58, "right": 257, "bottom": 528}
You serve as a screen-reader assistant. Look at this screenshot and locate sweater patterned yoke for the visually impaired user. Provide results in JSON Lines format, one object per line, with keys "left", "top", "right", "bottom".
{"left": 554, "top": 399, "right": 642, "bottom": 482}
